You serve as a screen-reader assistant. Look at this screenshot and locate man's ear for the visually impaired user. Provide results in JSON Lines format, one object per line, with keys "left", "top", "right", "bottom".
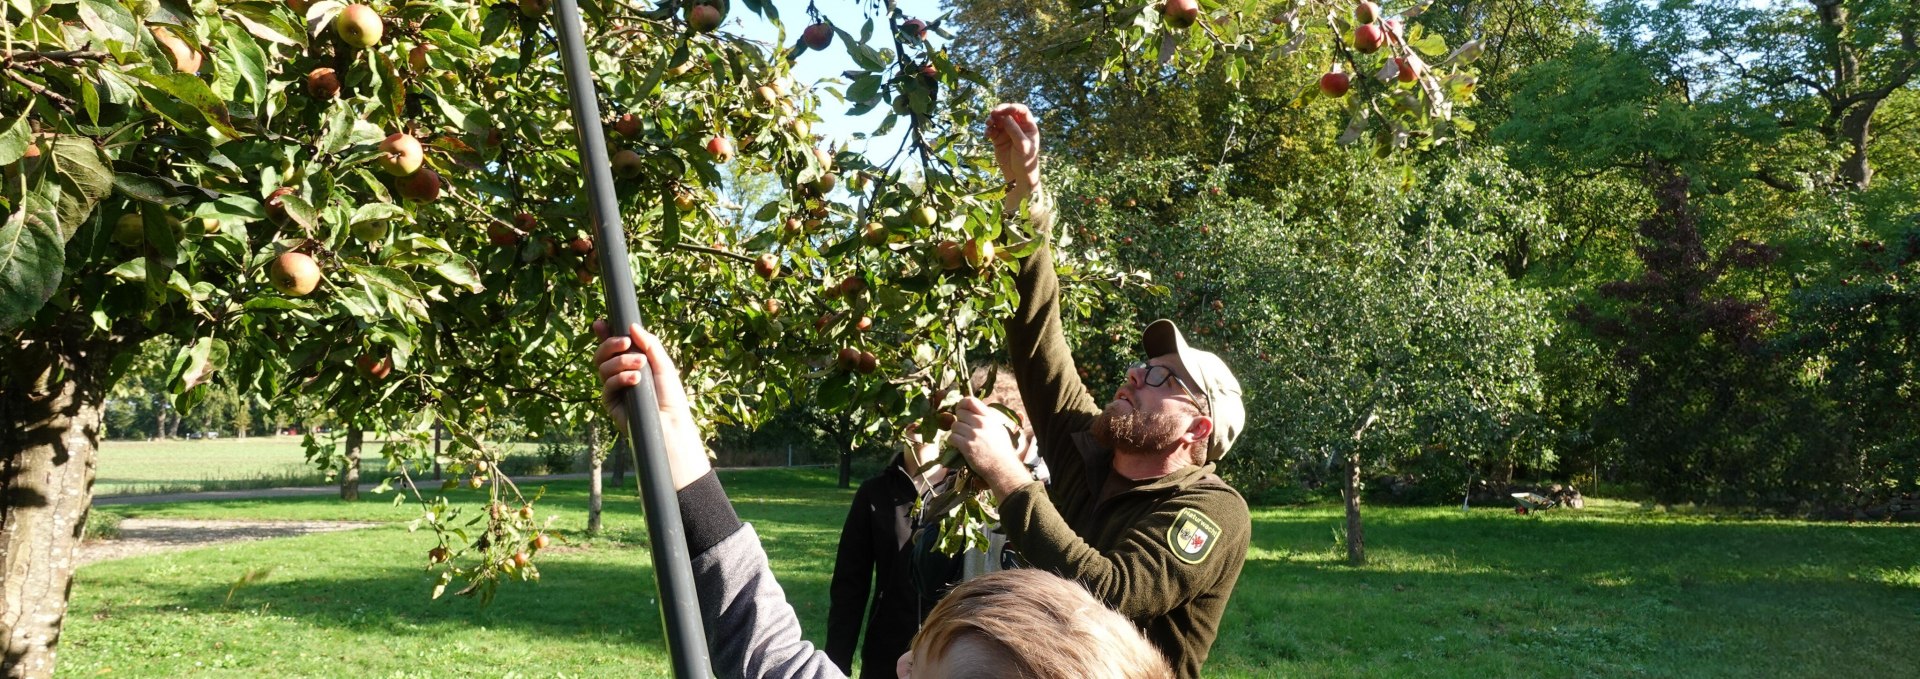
{"left": 1185, "top": 416, "right": 1214, "bottom": 446}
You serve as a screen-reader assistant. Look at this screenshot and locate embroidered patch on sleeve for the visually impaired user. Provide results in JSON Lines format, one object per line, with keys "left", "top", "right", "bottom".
{"left": 1166, "top": 507, "right": 1223, "bottom": 565}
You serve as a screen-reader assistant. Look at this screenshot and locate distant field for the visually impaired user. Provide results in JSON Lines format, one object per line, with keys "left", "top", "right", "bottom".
{"left": 94, "top": 437, "right": 405, "bottom": 496}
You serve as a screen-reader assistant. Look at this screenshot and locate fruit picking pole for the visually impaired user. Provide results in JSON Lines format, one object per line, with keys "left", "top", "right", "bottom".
{"left": 551, "top": 1, "right": 711, "bottom": 676}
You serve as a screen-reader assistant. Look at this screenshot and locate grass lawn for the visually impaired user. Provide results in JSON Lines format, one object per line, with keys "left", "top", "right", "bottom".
{"left": 67, "top": 469, "right": 1920, "bottom": 677}
{"left": 94, "top": 437, "right": 405, "bottom": 496}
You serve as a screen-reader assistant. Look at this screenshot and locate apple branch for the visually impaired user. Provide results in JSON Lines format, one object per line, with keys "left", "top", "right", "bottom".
{"left": 4, "top": 70, "right": 75, "bottom": 114}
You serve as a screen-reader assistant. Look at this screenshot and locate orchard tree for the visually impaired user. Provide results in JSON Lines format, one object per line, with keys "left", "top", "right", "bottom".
{"left": 0, "top": 0, "right": 1114, "bottom": 673}
{"left": 2, "top": 1, "right": 1491, "bottom": 675}
{"left": 1045, "top": 152, "right": 1548, "bottom": 564}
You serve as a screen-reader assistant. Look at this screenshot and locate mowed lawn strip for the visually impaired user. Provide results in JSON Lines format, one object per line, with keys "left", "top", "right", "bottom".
{"left": 93, "top": 437, "right": 552, "bottom": 496}
{"left": 68, "top": 469, "right": 1920, "bottom": 677}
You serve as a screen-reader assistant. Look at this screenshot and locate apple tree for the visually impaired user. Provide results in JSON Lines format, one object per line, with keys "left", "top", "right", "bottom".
{"left": 0, "top": 0, "right": 1185, "bottom": 674}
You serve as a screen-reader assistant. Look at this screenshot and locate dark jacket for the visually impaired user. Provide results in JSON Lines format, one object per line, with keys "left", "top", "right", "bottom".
{"left": 1001, "top": 244, "right": 1252, "bottom": 679}
{"left": 825, "top": 457, "right": 961, "bottom": 678}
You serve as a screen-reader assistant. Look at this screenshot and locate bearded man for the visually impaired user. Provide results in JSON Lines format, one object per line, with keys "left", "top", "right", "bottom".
{"left": 945, "top": 103, "right": 1251, "bottom": 679}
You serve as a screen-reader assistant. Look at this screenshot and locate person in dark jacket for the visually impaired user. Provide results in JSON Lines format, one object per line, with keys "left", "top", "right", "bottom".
{"left": 826, "top": 432, "right": 962, "bottom": 678}
{"left": 589, "top": 320, "right": 1173, "bottom": 679}
{"left": 945, "top": 103, "right": 1253, "bottom": 679}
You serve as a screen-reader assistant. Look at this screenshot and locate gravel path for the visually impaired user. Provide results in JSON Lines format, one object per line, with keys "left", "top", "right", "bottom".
{"left": 78, "top": 519, "right": 382, "bottom": 566}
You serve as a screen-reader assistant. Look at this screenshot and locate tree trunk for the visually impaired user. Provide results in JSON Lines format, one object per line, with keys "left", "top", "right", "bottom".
{"left": 838, "top": 443, "right": 853, "bottom": 489}
{"left": 587, "top": 423, "right": 604, "bottom": 534}
{"left": 340, "top": 427, "right": 362, "bottom": 501}
{"left": 1837, "top": 100, "right": 1880, "bottom": 189}
{"left": 1343, "top": 448, "right": 1366, "bottom": 566}
{"left": 2, "top": 338, "right": 111, "bottom": 678}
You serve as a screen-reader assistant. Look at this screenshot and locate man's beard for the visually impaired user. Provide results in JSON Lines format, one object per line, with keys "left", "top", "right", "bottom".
{"left": 1091, "top": 401, "right": 1187, "bottom": 454}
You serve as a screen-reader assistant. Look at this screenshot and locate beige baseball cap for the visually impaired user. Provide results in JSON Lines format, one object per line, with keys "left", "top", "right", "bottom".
{"left": 1144, "top": 319, "right": 1245, "bottom": 462}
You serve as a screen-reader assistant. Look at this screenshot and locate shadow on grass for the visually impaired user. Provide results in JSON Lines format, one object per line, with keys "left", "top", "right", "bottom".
{"left": 114, "top": 535, "right": 840, "bottom": 654}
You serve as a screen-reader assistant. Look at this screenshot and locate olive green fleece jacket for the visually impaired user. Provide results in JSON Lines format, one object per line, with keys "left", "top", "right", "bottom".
{"left": 998, "top": 244, "right": 1252, "bottom": 679}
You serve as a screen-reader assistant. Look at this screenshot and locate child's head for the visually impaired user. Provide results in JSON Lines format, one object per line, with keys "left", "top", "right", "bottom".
{"left": 898, "top": 569, "right": 1172, "bottom": 679}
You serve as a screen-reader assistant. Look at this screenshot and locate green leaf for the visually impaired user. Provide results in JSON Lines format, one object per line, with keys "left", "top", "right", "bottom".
{"left": 229, "top": 3, "right": 306, "bottom": 47}
{"left": 107, "top": 257, "right": 149, "bottom": 281}
{"left": 221, "top": 22, "right": 271, "bottom": 111}
{"left": 431, "top": 256, "right": 485, "bottom": 293}
{"left": 0, "top": 194, "right": 65, "bottom": 331}
{"left": 242, "top": 296, "right": 307, "bottom": 311}
{"left": 846, "top": 41, "right": 886, "bottom": 71}
{"left": 350, "top": 264, "right": 424, "bottom": 300}
{"left": 751, "top": 201, "right": 782, "bottom": 222}
{"left": 846, "top": 74, "right": 882, "bottom": 105}
{"left": 378, "top": 52, "right": 407, "bottom": 123}
{"left": 350, "top": 203, "right": 409, "bottom": 227}
{"left": 0, "top": 115, "right": 29, "bottom": 166}
{"left": 75, "top": 0, "right": 139, "bottom": 49}
{"left": 1410, "top": 33, "right": 1449, "bottom": 58}
{"left": 130, "top": 69, "right": 246, "bottom": 140}
{"left": 661, "top": 184, "right": 682, "bottom": 247}
{"left": 114, "top": 174, "right": 198, "bottom": 206}
{"left": 49, "top": 136, "right": 115, "bottom": 242}
{"left": 277, "top": 194, "right": 318, "bottom": 230}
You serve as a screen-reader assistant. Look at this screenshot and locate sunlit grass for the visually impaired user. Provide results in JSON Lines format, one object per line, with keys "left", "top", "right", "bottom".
{"left": 67, "top": 469, "right": 1920, "bottom": 677}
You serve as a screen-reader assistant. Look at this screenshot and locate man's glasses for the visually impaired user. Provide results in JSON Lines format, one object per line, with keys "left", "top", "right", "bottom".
{"left": 1127, "top": 361, "right": 1209, "bottom": 418}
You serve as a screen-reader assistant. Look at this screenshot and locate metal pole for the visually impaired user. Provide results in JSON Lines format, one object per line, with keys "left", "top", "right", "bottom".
{"left": 550, "top": 3, "right": 711, "bottom": 676}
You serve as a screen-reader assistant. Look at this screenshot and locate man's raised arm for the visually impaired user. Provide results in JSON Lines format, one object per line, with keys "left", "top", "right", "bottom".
{"left": 987, "top": 104, "right": 1101, "bottom": 469}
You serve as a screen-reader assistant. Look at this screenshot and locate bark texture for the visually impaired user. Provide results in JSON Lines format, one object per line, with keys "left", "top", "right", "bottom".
{"left": 1343, "top": 449, "right": 1366, "bottom": 566}
{"left": 2, "top": 338, "right": 110, "bottom": 678}
{"left": 587, "top": 423, "right": 604, "bottom": 534}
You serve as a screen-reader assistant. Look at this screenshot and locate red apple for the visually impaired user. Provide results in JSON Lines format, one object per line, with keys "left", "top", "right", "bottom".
{"left": 335, "top": 4, "right": 383, "bottom": 49}
{"left": 1319, "top": 71, "right": 1351, "bottom": 97}
{"left": 706, "top": 136, "right": 735, "bottom": 163}
{"left": 753, "top": 253, "right": 779, "bottom": 279}
{"left": 964, "top": 238, "right": 994, "bottom": 269}
{"left": 569, "top": 237, "right": 593, "bottom": 254}
{"left": 612, "top": 113, "right": 643, "bottom": 139}
{"left": 1162, "top": 0, "right": 1200, "bottom": 29}
{"left": 935, "top": 241, "right": 964, "bottom": 270}
{"left": 1355, "top": 24, "right": 1385, "bottom": 53}
{"left": 397, "top": 168, "right": 441, "bottom": 202}
{"left": 376, "top": 133, "right": 425, "bottom": 176}
{"left": 266, "top": 187, "right": 297, "bottom": 225}
{"left": 306, "top": 67, "right": 341, "bottom": 99}
{"left": 270, "top": 252, "right": 322, "bottom": 296}
{"left": 801, "top": 22, "right": 833, "bottom": 50}
{"left": 150, "top": 26, "right": 203, "bottom": 74}
{"left": 1395, "top": 57, "right": 1420, "bottom": 82}
{"left": 687, "top": 3, "right": 723, "bottom": 33}
{"left": 1355, "top": 1, "right": 1380, "bottom": 24}
{"left": 612, "top": 149, "right": 645, "bottom": 178}
{"left": 901, "top": 18, "right": 927, "bottom": 41}
{"left": 488, "top": 221, "right": 522, "bottom": 246}
{"left": 356, "top": 354, "right": 392, "bottom": 380}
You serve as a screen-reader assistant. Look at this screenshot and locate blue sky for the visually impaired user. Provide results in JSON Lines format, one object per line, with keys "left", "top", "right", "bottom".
{"left": 726, "top": 0, "right": 948, "bottom": 160}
